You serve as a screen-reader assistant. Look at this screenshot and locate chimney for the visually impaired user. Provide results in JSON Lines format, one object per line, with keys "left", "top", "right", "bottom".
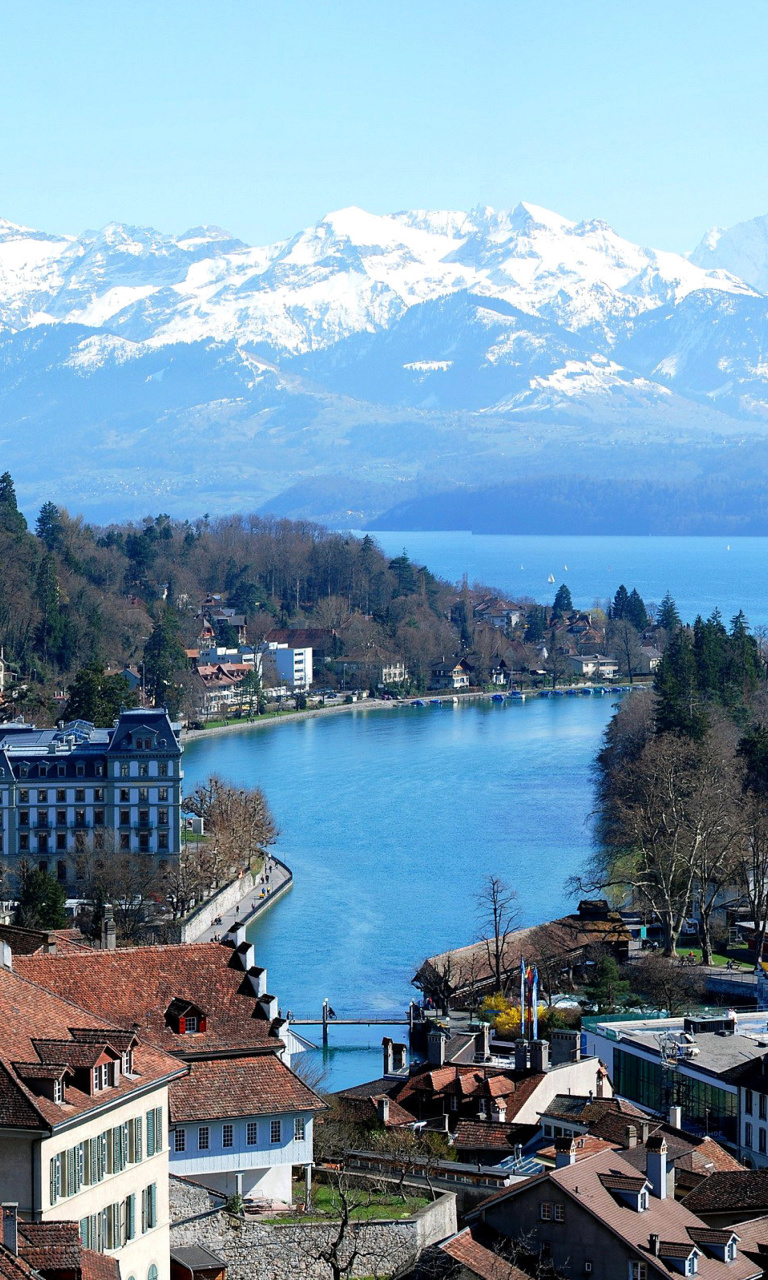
{"left": 249, "top": 966, "right": 267, "bottom": 997}
{"left": 530, "top": 1039, "right": 549, "bottom": 1073}
{"left": 43, "top": 933, "right": 57, "bottom": 955}
{"left": 640, "top": 1120, "right": 651, "bottom": 1145}
{"left": 234, "top": 941, "right": 255, "bottom": 972}
{"left": 624, "top": 1124, "right": 638, "bottom": 1150}
{"left": 2, "top": 1204, "right": 17, "bottom": 1254}
{"left": 0, "top": 941, "right": 11, "bottom": 971}
{"left": 555, "top": 1136, "right": 577, "bottom": 1168}
{"left": 668, "top": 1104, "right": 682, "bottom": 1130}
{"left": 383, "top": 1037, "right": 395, "bottom": 1075}
{"left": 514, "top": 1039, "right": 529, "bottom": 1073}
{"left": 491, "top": 1098, "right": 507, "bottom": 1123}
{"left": 427, "top": 1028, "right": 446, "bottom": 1067}
{"left": 649, "top": 1234, "right": 660, "bottom": 1257}
{"left": 476, "top": 1023, "right": 491, "bottom": 1060}
{"left": 100, "top": 904, "right": 116, "bottom": 951}
{"left": 393, "top": 1042, "right": 407, "bottom": 1072}
{"left": 646, "top": 1134, "right": 667, "bottom": 1200}
{"left": 377, "top": 1097, "right": 390, "bottom": 1124}
{"left": 550, "top": 1029, "right": 580, "bottom": 1065}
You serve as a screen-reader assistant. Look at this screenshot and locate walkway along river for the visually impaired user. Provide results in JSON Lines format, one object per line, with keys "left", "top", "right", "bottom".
{"left": 182, "top": 695, "right": 615, "bottom": 1089}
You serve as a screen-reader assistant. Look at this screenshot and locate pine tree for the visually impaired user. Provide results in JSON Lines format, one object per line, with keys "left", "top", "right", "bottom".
{"left": 143, "top": 609, "right": 187, "bottom": 715}
{"left": 654, "top": 626, "right": 708, "bottom": 738}
{"left": 658, "top": 592, "right": 681, "bottom": 632}
{"left": 626, "top": 589, "right": 648, "bottom": 631}
{"left": 611, "top": 584, "right": 630, "bottom": 620}
{"left": 0, "top": 472, "right": 27, "bottom": 537}
{"left": 552, "top": 583, "right": 573, "bottom": 615}
{"left": 15, "top": 867, "right": 67, "bottom": 929}
{"left": 35, "top": 501, "right": 63, "bottom": 552}
{"left": 34, "top": 553, "right": 64, "bottom": 666}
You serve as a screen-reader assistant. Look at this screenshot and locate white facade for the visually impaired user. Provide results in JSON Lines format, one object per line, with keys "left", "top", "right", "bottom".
{"left": 169, "top": 1111, "right": 315, "bottom": 1202}
{"left": 740, "top": 1083, "right": 768, "bottom": 1167}
{"left": 270, "top": 645, "right": 313, "bottom": 691}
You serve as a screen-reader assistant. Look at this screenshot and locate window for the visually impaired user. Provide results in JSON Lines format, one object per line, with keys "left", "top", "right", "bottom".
{"left": 148, "top": 1266, "right": 158, "bottom": 1280}
{"left": 120, "top": 833, "right": 130, "bottom": 851}
{"left": 53, "top": 1078, "right": 64, "bottom": 1103}
{"left": 56, "top": 808, "right": 66, "bottom": 825}
{"left": 76, "top": 764, "right": 84, "bottom": 777}
{"left": 57, "top": 860, "right": 67, "bottom": 882}
{"left": 246, "top": 1122, "right": 258, "bottom": 1146}
{"left": 760, "top": 1094, "right": 767, "bottom": 1121}
{"left": 37, "top": 789, "right": 47, "bottom": 802}
{"left": 759, "top": 1129, "right": 766, "bottom": 1154}
{"left": 146, "top": 1107, "right": 162, "bottom": 1155}
{"left": 159, "top": 763, "right": 168, "bottom": 777}
{"left": 121, "top": 763, "right": 129, "bottom": 777}
{"left": 141, "top": 1185, "right": 157, "bottom": 1233}
{"left": 686, "top": 1257, "right": 698, "bottom": 1276}
{"left": 38, "top": 835, "right": 49, "bottom": 854}
{"left": 140, "top": 763, "right": 149, "bottom": 778}
{"left": 19, "top": 809, "right": 29, "bottom": 825}
{"left": 19, "top": 789, "right": 28, "bottom": 802}
{"left": 629, "top": 1266, "right": 648, "bottom": 1280}
{"left": 174, "top": 1128, "right": 186, "bottom": 1152}
{"left": 640, "top": 1191, "right": 649, "bottom": 1211}
{"left": 540, "top": 1203, "right": 552, "bottom": 1221}
{"left": 56, "top": 789, "right": 65, "bottom": 802}
{"left": 57, "top": 765, "right": 65, "bottom": 777}
{"left": 120, "top": 810, "right": 130, "bottom": 826}
{"left": 198, "top": 1126, "right": 209, "bottom": 1150}
{"left": 124, "top": 1194, "right": 136, "bottom": 1242}
{"left": 270, "top": 1120, "right": 281, "bottom": 1144}
{"left": 185, "top": 1015, "right": 198, "bottom": 1033}
{"left": 139, "top": 833, "right": 150, "bottom": 852}
{"left": 159, "top": 787, "right": 168, "bottom": 801}
{"left": 122, "top": 1050, "right": 133, "bottom": 1075}
{"left": 139, "top": 787, "right": 148, "bottom": 802}
{"left": 120, "top": 788, "right": 130, "bottom": 803}
{"left": 554, "top": 1204, "right": 565, "bottom": 1222}
{"left": 294, "top": 1117, "right": 305, "bottom": 1141}
{"left": 75, "top": 788, "right": 85, "bottom": 802}
{"left": 159, "top": 808, "right": 168, "bottom": 826}
{"left": 222, "top": 1124, "right": 234, "bottom": 1148}
{"left": 746, "top": 1122, "right": 754, "bottom": 1148}
{"left": 19, "top": 834, "right": 28, "bottom": 850}
{"left": 158, "top": 833, "right": 168, "bottom": 851}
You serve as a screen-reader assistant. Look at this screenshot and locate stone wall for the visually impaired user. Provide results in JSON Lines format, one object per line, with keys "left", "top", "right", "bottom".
{"left": 164, "top": 872, "right": 256, "bottom": 944}
{"left": 169, "top": 1174, "right": 225, "bottom": 1221}
{"left": 170, "top": 1191, "right": 456, "bottom": 1280}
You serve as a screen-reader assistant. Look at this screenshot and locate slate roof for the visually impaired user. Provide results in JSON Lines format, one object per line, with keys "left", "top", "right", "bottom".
{"left": 169, "top": 1054, "right": 325, "bottom": 1123}
{"left": 542, "top": 1093, "right": 647, "bottom": 1124}
{"left": 439, "top": 1229, "right": 529, "bottom": 1280}
{"left": 15, "top": 942, "right": 281, "bottom": 1056}
{"left": 0, "top": 965, "right": 185, "bottom": 1129}
{"left": 683, "top": 1171, "right": 768, "bottom": 1216}
{"left": 471, "top": 1149, "right": 762, "bottom": 1280}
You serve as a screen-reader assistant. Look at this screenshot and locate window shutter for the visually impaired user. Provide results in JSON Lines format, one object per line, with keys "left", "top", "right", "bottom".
{"left": 146, "top": 1110, "right": 155, "bottom": 1157}
{"left": 135, "top": 1116, "right": 143, "bottom": 1162}
{"left": 89, "top": 1139, "right": 97, "bottom": 1184}
{"left": 122, "top": 1122, "right": 129, "bottom": 1169}
{"left": 77, "top": 1143, "right": 84, "bottom": 1191}
{"left": 141, "top": 1188, "right": 147, "bottom": 1234}
{"left": 49, "top": 1155, "right": 58, "bottom": 1206}
{"left": 155, "top": 1106, "right": 163, "bottom": 1151}
{"left": 126, "top": 1193, "right": 135, "bottom": 1241}
{"left": 149, "top": 1182, "right": 157, "bottom": 1228}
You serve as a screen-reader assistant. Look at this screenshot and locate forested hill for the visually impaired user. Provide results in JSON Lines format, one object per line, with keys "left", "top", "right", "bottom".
{"left": 0, "top": 472, "right": 469, "bottom": 723}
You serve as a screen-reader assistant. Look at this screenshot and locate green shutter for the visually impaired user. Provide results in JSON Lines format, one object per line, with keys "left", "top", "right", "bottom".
{"left": 135, "top": 1116, "right": 143, "bottom": 1162}
{"left": 146, "top": 1110, "right": 155, "bottom": 1157}
{"left": 49, "top": 1156, "right": 58, "bottom": 1206}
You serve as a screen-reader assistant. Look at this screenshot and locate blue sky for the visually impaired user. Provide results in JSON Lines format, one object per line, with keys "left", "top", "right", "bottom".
{"left": 1, "top": 0, "right": 767, "bottom": 251}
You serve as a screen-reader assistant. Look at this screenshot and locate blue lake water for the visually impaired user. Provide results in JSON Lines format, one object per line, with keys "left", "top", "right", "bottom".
{"left": 182, "top": 695, "right": 615, "bottom": 1089}
{"left": 363, "top": 531, "right": 768, "bottom": 626}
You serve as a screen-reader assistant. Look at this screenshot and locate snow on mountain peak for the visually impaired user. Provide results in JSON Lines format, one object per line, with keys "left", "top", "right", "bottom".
{"left": 691, "top": 212, "right": 768, "bottom": 293}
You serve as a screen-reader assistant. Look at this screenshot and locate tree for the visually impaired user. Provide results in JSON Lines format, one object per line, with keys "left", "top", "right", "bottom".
{"left": 552, "top": 584, "right": 572, "bottom": 616}
{"left": 15, "top": 864, "right": 67, "bottom": 929}
{"left": 476, "top": 875, "right": 520, "bottom": 994}
{"left": 143, "top": 609, "right": 187, "bottom": 716}
{"left": 737, "top": 724, "right": 768, "bottom": 967}
{"left": 0, "top": 472, "right": 27, "bottom": 538}
{"left": 75, "top": 838, "right": 162, "bottom": 944}
{"left": 65, "top": 667, "right": 138, "bottom": 726}
{"left": 35, "top": 501, "right": 63, "bottom": 552}
{"left": 626, "top": 953, "right": 704, "bottom": 1016}
{"left": 34, "top": 553, "right": 64, "bottom": 666}
{"left": 655, "top": 626, "right": 708, "bottom": 739}
{"left": 583, "top": 953, "right": 628, "bottom": 1012}
{"left": 607, "top": 617, "right": 644, "bottom": 683}
{"left": 182, "top": 774, "right": 278, "bottom": 876}
{"left": 658, "top": 592, "right": 681, "bottom": 632}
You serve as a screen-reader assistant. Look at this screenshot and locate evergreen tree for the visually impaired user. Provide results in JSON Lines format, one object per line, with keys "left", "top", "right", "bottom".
{"left": 525, "top": 606, "right": 546, "bottom": 642}
{"left": 626, "top": 589, "right": 648, "bottom": 631}
{"left": 692, "top": 611, "right": 727, "bottom": 698}
{"left": 552, "top": 583, "right": 573, "bottom": 615}
{"left": 658, "top": 592, "right": 681, "bottom": 632}
{"left": 0, "top": 472, "right": 27, "bottom": 537}
{"left": 654, "top": 626, "right": 708, "bottom": 738}
{"left": 584, "top": 954, "right": 629, "bottom": 1012}
{"left": 65, "top": 666, "right": 138, "bottom": 726}
{"left": 143, "top": 609, "right": 187, "bottom": 715}
{"left": 34, "top": 553, "right": 64, "bottom": 666}
{"left": 611, "top": 584, "right": 630, "bottom": 620}
{"left": 15, "top": 867, "right": 67, "bottom": 929}
{"left": 35, "top": 501, "right": 63, "bottom": 552}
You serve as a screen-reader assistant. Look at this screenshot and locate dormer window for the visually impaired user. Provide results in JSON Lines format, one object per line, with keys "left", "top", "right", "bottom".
{"left": 122, "top": 1049, "right": 133, "bottom": 1075}
{"left": 53, "top": 1078, "right": 64, "bottom": 1103}
{"left": 165, "top": 999, "right": 206, "bottom": 1035}
{"left": 640, "top": 1191, "right": 649, "bottom": 1211}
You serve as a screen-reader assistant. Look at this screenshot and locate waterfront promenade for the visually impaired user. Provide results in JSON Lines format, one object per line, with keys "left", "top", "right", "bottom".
{"left": 195, "top": 854, "right": 293, "bottom": 943}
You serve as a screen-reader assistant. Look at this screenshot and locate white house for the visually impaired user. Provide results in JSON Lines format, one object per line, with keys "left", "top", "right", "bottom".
{"left": 168, "top": 1055, "right": 324, "bottom": 1202}
{"left": 566, "top": 654, "right": 619, "bottom": 679}
{"left": 265, "top": 644, "right": 313, "bottom": 691}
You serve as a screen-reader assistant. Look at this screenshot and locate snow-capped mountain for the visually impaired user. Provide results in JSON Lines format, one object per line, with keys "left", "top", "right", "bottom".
{"left": 1, "top": 201, "right": 768, "bottom": 524}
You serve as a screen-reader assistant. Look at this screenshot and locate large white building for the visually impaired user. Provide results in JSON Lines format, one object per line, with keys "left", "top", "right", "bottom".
{"left": 0, "top": 708, "right": 183, "bottom": 891}
{"left": 266, "top": 643, "right": 313, "bottom": 691}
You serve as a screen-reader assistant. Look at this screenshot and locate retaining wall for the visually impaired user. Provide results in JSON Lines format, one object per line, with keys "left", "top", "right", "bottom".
{"left": 162, "top": 872, "right": 256, "bottom": 944}
{"left": 170, "top": 1183, "right": 456, "bottom": 1280}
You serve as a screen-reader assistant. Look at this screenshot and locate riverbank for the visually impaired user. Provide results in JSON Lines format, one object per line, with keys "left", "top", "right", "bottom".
{"left": 193, "top": 854, "right": 293, "bottom": 944}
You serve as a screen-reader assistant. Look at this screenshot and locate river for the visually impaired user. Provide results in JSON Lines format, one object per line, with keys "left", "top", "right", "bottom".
{"left": 182, "top": 695, "right": 615, "bottom": 1089}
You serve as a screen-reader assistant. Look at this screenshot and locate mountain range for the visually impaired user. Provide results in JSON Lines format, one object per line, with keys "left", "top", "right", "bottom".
{"left": 4, "top": 201, "right": 768, "bottom": 529}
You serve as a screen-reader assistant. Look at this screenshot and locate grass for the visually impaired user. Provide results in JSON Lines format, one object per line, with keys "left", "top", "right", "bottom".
{"left": 261, "top": 1183, "right": 429, "bottom": 1225}
{"left": 674, "top": 946, "right": 752, "bottom": 969}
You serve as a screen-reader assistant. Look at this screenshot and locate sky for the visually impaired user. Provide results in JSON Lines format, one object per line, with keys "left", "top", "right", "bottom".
{"left": 1, "top": 0, "right": 767, "bottom": 252}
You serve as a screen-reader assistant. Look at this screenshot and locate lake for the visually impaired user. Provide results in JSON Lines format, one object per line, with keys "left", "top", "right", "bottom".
{"left": 363, "top": 531, "right": 768, "bottom": 626}
{"left": 182, "top": 695, "right": 616, "bottom": 1089}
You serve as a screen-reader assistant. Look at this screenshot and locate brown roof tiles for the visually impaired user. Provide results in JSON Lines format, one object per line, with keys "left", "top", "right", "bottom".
{"left": 440, "top": 1229, "right": 529, "bottom": 1280}
{"left": 169, "top": 1054, "right": 325, "bottom": 1123}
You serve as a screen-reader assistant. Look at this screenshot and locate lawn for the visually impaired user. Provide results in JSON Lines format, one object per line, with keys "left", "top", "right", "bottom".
{"left": 678, "top": 946, "right": 753, "bottom": 969}
{"left": 262, "top": 1183, "right": 429, "bottom": 1225}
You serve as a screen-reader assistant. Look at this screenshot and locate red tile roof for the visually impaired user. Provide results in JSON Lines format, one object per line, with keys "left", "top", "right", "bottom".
{"left": 440, "top": 1229, "right": 529, "bottom": 1280}
{"left": 0, "top": 966, "right": 185, "bottom": 1129}
{"left": 169, "top": 1054, "right": 325, "bottom": 1123}
{"left": 15, "top": 942, "right": 281, "bottom": 1057}
{"left": 538, "top": 1134, "right": 620, "bottom": 1162}
{"left": 683, "top": 1171, "right": 768, "bottom": 1216}
{"left": 0, "top": 924, "right": 90, "bottom": 956}
{"left": 454, "top": 1119, "right": 535, "bottom": 1151}
{"left": 0, "top": 1245, "right": 39, "bottom": 1280}
{"left": 17, "top": 1221, "right": 120, "bottom": 1280}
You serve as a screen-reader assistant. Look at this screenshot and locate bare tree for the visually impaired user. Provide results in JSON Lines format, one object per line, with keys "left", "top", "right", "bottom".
{"left": 476, "top": 875, "right": 520, "bottom": 994}
{"left": 626, "top": 953, "right": 705, "bottom": 1016}
{"left": 75, "top": 834, "right": 162, "bottom": 943}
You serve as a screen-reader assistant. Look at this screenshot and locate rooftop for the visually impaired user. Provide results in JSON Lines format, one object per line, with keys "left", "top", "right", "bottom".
{"left": 169, "top": 1054, "right": 326, "bottom": 1123}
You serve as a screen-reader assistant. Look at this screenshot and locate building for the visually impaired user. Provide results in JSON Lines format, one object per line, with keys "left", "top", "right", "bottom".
{"left": 0, "top": 947, "right": 185, "bottom": 1280}
{"left": 733, "top": 1057, "right": 768, "bottom": 1169}
{"left": 472, "top": 600, "right": 523, "bottom": 630}
{"left": 0, "top": 709, "right": 183, "bottom": 891}
{"left": 583, "top": 1012, "right": 768, "bottom": 1147}
{"left": 262, "top": 643, "right": 313, "bottom": 692}
{"left": 430, "top": 658, "right": 472, "bottom": 690}
{"left": 468, "top": 1139, "right": 760, "bottom": 1280}
{"left": 639, "top": 645, "right": 664, "bottom": 674}
{"left": 565, "top": 654, "right": 619, "bottom": 679}
{"left": 3, "top": 1215, "right": 121, "bottom": 1280}
{"left": 263, "top": 629, "right": 336, "bottom": 665}
{"left": 13, "top": 938, "right": 323, "bottom": 1206}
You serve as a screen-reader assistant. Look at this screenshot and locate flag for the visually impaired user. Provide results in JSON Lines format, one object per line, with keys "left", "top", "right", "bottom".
{"left": 532, "top": 967, "right": 539, "bottom": 1040}
{"left": 520, "top": 957, "right": 526, "bottom": 1033}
